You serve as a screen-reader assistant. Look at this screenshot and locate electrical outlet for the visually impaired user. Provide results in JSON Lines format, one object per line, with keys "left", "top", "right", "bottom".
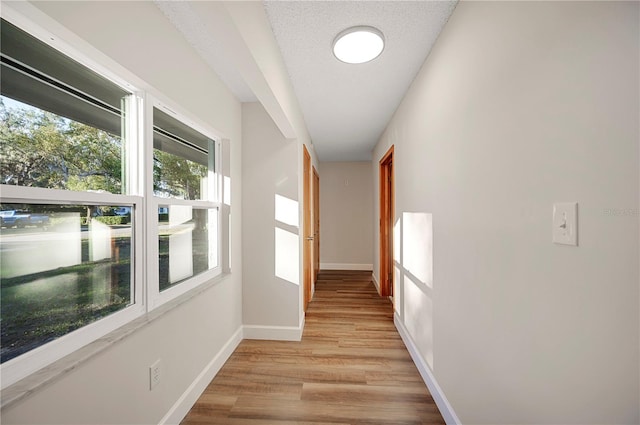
{"left": 149, "top": 359, "right": 162, "bottom": 390}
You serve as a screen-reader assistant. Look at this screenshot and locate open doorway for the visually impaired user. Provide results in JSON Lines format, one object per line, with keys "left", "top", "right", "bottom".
{"left": 379, "top": 145, "right": 394, "bottom": 297}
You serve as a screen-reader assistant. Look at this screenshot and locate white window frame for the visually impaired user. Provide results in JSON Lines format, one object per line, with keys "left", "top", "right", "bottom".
{"left": 0, "top": 188, "right": 146, "bottom": 389}
{"left": 0, "top": 17, "right": 146, "bottom": 383}
{"left": 146, "top": 99, "right": 223, "bottom": 310}
{"left": 0, "top": 4, "right": 227, "bottom": 390}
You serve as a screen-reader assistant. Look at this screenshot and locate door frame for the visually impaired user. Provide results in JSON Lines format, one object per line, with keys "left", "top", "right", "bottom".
{"left": 303, "top": 145, "right": 312, "bottom": 311}
{"left": 312, "top": 166, "right": 320, "bottom": 285}
{"left": 379, "top": 145, "right": 394, "bottom": 297}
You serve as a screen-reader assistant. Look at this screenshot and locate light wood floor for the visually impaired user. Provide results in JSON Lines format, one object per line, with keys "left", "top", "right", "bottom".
{"left": 182, "top": 270, "right": 445, "bottom": 425}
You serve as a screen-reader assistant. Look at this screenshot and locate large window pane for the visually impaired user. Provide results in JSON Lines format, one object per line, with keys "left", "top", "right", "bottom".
{"left": 153, "top": 108, "right": 212, "bottom": 200}
{"left": 0, "top": 19, "right": 130, "bottom": 194}
{"left": 158, "top": 206, "right": 217, "bottom": 291}
{"left": 0, "top": 203, "right": 133, "bottom": 363}
{"left": 1, "top": 19, "right": 128, "bottom": 127}
{"left": 0, "top": 96, "right": 124, "bottom": 193}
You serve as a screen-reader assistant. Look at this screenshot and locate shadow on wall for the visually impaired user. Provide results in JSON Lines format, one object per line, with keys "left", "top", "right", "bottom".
{"left": 275, "top": 193, "right": 300, "bottom": 285}
{"left": 394, "top": 212, "right": 434, "bottom": 369}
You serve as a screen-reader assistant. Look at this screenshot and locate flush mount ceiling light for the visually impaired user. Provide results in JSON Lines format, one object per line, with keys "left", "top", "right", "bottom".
{"left": 332, "top": 26, "right": 385, "bottom": 64}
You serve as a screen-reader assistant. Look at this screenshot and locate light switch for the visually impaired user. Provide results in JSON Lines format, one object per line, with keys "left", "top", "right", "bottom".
{"left": 553, "top": 202, "right": 578, "bottom": 246}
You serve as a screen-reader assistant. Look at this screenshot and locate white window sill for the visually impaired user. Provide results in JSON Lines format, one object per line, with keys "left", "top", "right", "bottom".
{"left": 0, "top": 272, "right": 232, "bottom": 409}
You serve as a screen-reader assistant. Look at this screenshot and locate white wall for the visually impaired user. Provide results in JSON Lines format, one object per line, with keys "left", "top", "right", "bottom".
{"left": 1, "top": 2, "right": 243, "bottom": 424}
{"left": 242, "top": 102, "right": 301, "bottom": 333}
{"left": 222, "top": 2, "right": 318, "bottom": 328}
{"left": 319, "top": 162, "right": 373, "bottom": 269}
{"left": 372, "top": 1, "right": 639, "bottom": 423}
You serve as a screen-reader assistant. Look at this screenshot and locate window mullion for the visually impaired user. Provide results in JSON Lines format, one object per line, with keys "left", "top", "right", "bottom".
{"left": 143, "top": 94, "right": 159, "bottom": 311}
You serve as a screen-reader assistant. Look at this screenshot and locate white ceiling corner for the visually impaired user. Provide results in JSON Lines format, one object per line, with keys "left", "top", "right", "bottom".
{"left": 154, "top": 1, "right": 257, "bottom": 103}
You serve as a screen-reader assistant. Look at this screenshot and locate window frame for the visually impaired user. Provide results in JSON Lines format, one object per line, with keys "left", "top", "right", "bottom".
{"left": 0, "top": 14, "right": 146, "bottom": 386}
{"left": 0, "top": 10, "right": 226, "bottom": 389}
{"left": 0, "top": 189, "right": 146, "bottom": 389}
{"left": 146, "top": 100, "right": 223, "bottom": 310}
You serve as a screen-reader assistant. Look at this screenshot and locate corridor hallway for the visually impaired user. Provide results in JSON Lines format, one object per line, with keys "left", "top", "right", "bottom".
{"left": 182, "top": 270, "right": 445, "bottom": 424}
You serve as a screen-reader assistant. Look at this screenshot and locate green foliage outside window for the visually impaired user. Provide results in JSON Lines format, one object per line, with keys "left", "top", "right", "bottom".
{"left": 0, "top": 97, "right": 122, "bottom": 193}
{"left": 153, "top": 149, "right": 208, "bottom": 200}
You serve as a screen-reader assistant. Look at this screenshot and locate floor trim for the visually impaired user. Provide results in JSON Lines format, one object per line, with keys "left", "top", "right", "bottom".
{"left": 394, "top": 313, "right": 461, "bottom": 425}
{"left": 372, "top": 273, "right": 380, "bottom": 294}
{"left": 320, "top": 263, "right": 373, "bottom": 271}
{"left": 159, "top": 326, "right": 243, "bottom": 425}
{"left": 243, "top": 316, "right": 305, "bottom": 341}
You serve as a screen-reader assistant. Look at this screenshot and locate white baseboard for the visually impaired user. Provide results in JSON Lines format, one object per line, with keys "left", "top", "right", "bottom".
{"left": 243, "top": 315, "right": 305, "bottom": 341}
{"left": 159, "top": 326, "right": 243, "bottom": 425}
{"left": 394, "top": 314, "right": 461, "bottom": 425}
{"left": 372, "top": 273, "right": 380, "bottom": 294}
{"left": 320, "top": 263, "right": 373, "bottom": 271}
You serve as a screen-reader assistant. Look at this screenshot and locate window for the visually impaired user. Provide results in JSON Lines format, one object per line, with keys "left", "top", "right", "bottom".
{"left": 158, "top": 206, "right": 218, "bottom": 291}
{"left": 150, "top": 107, "right": 221, "bottom": 306}
{"left": 0, "top": 18, "right": 143, "bottom": 387}
{"left": 0, "top": 16, "right": 223, "bottom": 387}
{"left": 153, "top": 108, "right": 211, "bottom": 201}
{"left": 0, "top": 19, "right": 130, "bottom": 194}
{"left": 1, "top": 96, "right": 125, "bottom": 192}
{"left": 0, "top": 203, "right": 134, "bottom": 363}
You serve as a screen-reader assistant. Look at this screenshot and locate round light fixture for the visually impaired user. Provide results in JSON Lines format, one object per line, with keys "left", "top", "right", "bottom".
{"left": 332, "top": 26, "right": 384, "bottom": 64}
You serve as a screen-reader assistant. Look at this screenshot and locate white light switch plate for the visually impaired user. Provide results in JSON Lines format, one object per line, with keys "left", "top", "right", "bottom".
{"left": 553, "top": 202, "right": 578, "bottom": 246}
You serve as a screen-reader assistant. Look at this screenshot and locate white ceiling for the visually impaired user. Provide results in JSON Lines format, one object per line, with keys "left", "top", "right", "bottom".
{"left": 156, "top": 1, "right": 458, "bottom": 162}
{"left": 155, "top": 1, "right": 258, "bottom": 103}
{"left": 264, "top": 1, "right": 458, "bottom": 161}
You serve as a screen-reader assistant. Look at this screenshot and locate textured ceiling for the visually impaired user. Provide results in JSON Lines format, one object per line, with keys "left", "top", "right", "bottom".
{"left": 156, "top": 1, "right": 458, "bottom": 162}
{"left": 155, "top": 1, "right": 258, "bottom": 103}
{"left": 264, "top": 1, "right": 458, "bottom": 161}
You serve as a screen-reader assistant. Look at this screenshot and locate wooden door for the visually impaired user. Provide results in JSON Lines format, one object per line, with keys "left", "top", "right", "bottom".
{"left": 379, "top": 146, "right": 394, "bottom": 297}
{"left": 303, "top": 146, "right": 312, "bottom": 311}
{"left": 313, "top": 167, "right": 320, "bottom": 284}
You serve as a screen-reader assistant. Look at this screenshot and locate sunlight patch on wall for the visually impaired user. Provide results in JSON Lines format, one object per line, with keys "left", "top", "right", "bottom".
{"left": 394, "top": 217, "right": 402, "bottom": 263}
{"left": 394, "top": 263, "right": 402, "bottom": 314}
{"left": 402, "top": 212, "right": 433, "bottom": 288}
{"left": 393, "top": 217, "right": 402, "bottom": 314}
{"left": 275, "top": 194, "right": 299, "bottom": 228}
{"left": 223, "top": 176, "right": 231, "bottom": 206}
{"left": 208, "top": 207, "right": 219, "bottom": 269}
{"left": 275, "top": 227, "right": 300, "bottom": 285}
{"left": 405, "top": 276, "right": 434, "bottom": 369}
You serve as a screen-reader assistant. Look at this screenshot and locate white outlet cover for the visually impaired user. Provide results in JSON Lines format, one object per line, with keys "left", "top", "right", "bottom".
{"left": 553, "top": 202, "right": 578, "bottom": 246}
{"left": 149, "top": 359, "right": 162, "bottom": 390}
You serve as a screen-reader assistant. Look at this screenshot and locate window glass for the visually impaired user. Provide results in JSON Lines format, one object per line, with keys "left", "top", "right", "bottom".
{"left": 0, "top": 96, "right": 124, "bottom": 193}
{"left": 0, "top": 19, "right": 130, "bottom": 194}
{"left": 0, "top": 18, "right": 138, "bottom": 377}
{"left": 153, "top": 108, "right": 211, "bottom": 200}
{"left": 158, "top": 206, "right": 218, "bottom": 291}
{"left": 0, "top": 17, "right": 222, "bottom": 380}
{"left": 0, "top": 203, "right": 133, "bottom": 363}
{"left": 1, "top": 19, "right": 128, "bottom": 135}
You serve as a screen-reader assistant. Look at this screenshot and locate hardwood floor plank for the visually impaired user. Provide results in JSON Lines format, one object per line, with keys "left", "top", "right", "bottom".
{"left": 301, "top": 382, "right": 435, "bottom": 404}
{"left": 181, "top": 271, "right": 445, "bottom": 425}
{"left": 227, "top": 397, "right": 443, "bottom": 425}
{"left": 246, "top": 364, "right": 368, "bottom": 385}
